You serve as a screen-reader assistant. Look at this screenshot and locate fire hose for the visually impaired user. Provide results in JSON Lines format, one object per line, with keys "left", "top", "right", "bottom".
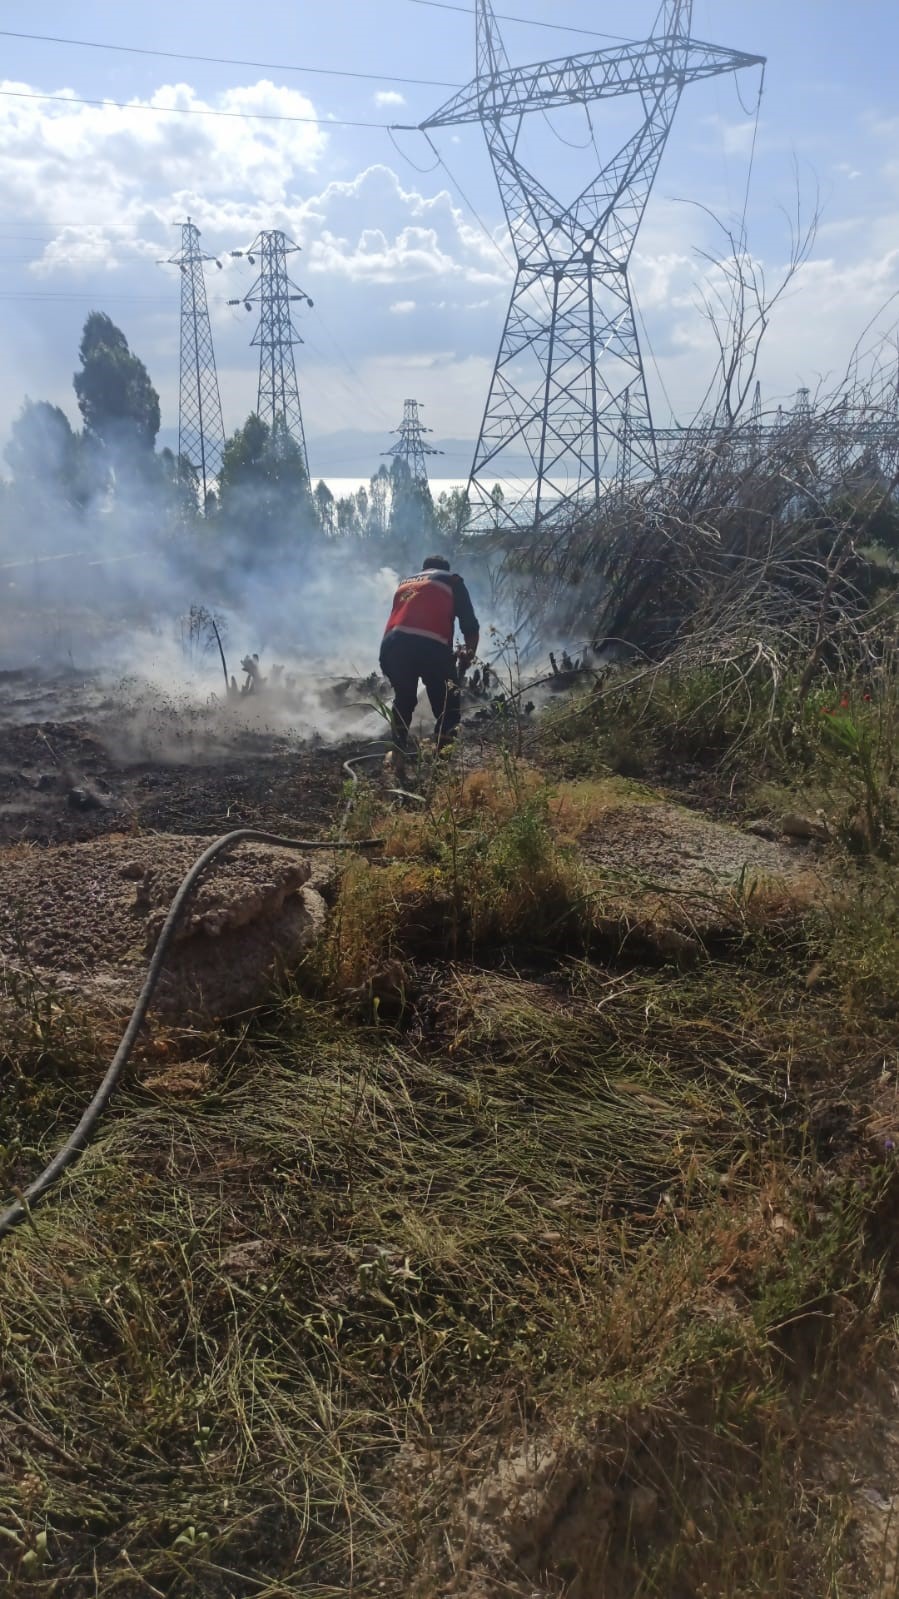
{"left": 1, "top": 730, "right": 470, "bottom": 1239}
{"left": 0, "top": 811, "right": 384, "bottom": 1240}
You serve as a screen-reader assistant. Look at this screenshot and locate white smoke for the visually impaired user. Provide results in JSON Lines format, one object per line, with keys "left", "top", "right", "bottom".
{"left": 0, "top": 444, "right": 511, "bottom": 749}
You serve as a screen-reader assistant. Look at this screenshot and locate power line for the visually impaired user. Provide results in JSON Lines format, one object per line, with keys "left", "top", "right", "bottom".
{"left": 423, "top": 134, "right": 514, "bottom": 272}
{"left": 0, "top": 28, "right": 461, "bottom": 90}
{"left": 307, "top": 308, "right": 396, "bottom": 428}
{"left": 0, "top": 235, "right": 143, "bottom": 243}
{"left": 0, "top": 255, "right": 101, "bottom": 263}
{"left": 0, "top": 290, "right": 175, "bottom": 301}
{"left": 405, "top": 1, "right": 636, "bottom": 44}
{"left": 739, "top": 63, "right": 765, "bottom": 235}
{"left": 0, "top": 223, "right": 156, "bottom": 231}
{"left": 0, "top": 88, "right": 396, "bottom": 128}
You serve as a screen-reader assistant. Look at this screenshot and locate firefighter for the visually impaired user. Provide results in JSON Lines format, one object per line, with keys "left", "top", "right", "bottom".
{"left": 379, "top": 555, "right": 480, "bottom": 758}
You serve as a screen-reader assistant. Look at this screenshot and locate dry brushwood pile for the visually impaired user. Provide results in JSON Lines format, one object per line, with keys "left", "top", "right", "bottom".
{"left": 511, "top": 363, "right": 899, "bottom": 674}
{"left": 2, "top": 582, "right": 899, "bottom": 1597}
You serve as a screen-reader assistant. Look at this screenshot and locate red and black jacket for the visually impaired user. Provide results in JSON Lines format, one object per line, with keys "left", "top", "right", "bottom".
{"left": 383, "top": 570, "right": 479, "bottom": 649}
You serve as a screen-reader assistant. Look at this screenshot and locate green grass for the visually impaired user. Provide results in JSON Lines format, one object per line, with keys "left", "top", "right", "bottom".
{"left": 537, "top": 643, "right": 899, "bottom": 856}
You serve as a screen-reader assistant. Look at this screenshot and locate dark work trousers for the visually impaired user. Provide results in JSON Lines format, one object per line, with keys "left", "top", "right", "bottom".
{"left": 379, "top": 631, "right": 461, "bottom": 751}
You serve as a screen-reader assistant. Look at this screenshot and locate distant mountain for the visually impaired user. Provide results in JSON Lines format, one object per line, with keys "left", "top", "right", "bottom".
{"left": 304, "top": 428, "right": 534, "bottom": 483}
{"left": 155, "top": 424, "right": 536, "bottom": 484}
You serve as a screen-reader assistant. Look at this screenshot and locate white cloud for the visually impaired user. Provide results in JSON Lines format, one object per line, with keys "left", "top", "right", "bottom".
{"left": 722, "top": 121, "right": 758, "bottom": 158}
{"left": 389, "top": 299, "right": 416, "bottom": 313}
{"left": 0, "top": 76, "right": 329, "bottom": 276}
{"left": 374, "top": 91, "right": 406, "bottom": 108}
{"left": 697, "top": 114, "right": 760, "bottom": 158}
{"left": 865, "top": 112, "right": 899, "bottom": 141}
{"left": 297, "top": 165, "right": 509, "bottom": 286}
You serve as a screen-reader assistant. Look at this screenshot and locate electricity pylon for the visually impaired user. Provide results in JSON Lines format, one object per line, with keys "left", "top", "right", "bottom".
{"left": 166, "top": 218, "right": 226, "bottom": 510}
{"left": 382, "top": 399, "right": 443, "bottom": 488}
{"left": 229, "top": 231, "right": 313, "bottom": 478}
{"left": 420, "top": 1, "right": 765, "bottom": 528}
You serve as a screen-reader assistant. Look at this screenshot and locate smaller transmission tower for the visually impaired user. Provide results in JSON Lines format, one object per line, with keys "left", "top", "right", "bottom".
{"left": 229, "top": 231, "right": 313, "bottom": 478}
{"left": 793, "top": 387, "right": 812, "bottom": 425}
{"left": 166, "top": 218, "right": 226, "bottom": 510}
{"left": 383, "top": 399, "right": 443, "bottom": 488}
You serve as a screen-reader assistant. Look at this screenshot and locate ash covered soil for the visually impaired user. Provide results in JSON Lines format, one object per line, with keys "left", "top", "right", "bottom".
{"left": 0, "top": 667, "right": 373, "bottom": 844}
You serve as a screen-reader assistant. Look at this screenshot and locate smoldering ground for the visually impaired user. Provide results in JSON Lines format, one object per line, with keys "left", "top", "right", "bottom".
{"left": 0, "top": 450, "right": 518, "bottom": 756}
{"left": 0, "top": 471, "right": 389, "bottom": 843}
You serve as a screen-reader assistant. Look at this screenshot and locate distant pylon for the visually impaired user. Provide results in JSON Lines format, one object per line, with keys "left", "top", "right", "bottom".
{"left": 793, "top": 386, "right": 812, "bottom": 423}
{"left": 166, "top": 218, "right": 226, "bottom": 510}
{"left": 382, "top": 399, "right": 443, "bottom": 488}
{"left": 229, "top": 231, "right": 313, "bottom": 478}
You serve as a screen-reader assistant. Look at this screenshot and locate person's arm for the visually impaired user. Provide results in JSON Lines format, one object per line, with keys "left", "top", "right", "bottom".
{"left": 453, "top": 576, "right": 480, "bottom": 660}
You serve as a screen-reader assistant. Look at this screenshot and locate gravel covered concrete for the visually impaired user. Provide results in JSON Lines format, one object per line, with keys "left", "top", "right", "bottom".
{"left": 0, "top": 832, "right": 328, "bottom": 1023}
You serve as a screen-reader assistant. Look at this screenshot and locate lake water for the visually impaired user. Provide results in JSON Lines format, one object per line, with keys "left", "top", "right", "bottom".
{"left": 320, "top": 477, "right": 469, "bottom": 499}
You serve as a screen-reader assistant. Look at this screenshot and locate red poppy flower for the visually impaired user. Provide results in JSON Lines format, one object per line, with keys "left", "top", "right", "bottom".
{"left": 839, "top": 695, "right": 850, "bottom": 708}
{"left": 863, "top": 693, "right": 872, "bottom": 702}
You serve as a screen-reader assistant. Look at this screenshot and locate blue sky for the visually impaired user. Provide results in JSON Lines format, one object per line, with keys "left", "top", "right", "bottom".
{"left": 2, "top": 0, "right": 899, "bottom": 480}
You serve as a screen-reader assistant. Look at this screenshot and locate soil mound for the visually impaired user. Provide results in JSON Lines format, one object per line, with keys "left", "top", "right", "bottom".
{"left": 0, "top": 832, "right": 328, "bottom": 1023}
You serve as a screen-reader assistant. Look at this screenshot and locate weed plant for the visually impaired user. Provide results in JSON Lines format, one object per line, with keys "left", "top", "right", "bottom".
{"left": 324, "top": 751, "right": 586, "bottom": 987}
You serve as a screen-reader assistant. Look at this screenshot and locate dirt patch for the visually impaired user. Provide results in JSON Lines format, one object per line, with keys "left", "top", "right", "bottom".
{"left": 0, "top": 833, "right": 331, "bottom": 1023}
{"left": 578, "top": 800, "right": 828, "bottom": 942}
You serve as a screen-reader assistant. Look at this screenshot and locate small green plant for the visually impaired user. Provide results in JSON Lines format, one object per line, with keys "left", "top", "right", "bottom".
{"left": 817, "top": 689, "right": 895, "bottom": 849}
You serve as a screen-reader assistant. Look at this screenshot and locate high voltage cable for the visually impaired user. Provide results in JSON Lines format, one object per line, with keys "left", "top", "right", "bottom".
{"left": 0, "top": 291, "right": 176, "bottom": 301}
{"left": 422, "top": 134, "right": 514, "bottom": 271}
{"left": 0, "top": 28, "right": 461, "bottom": 90}
{"left": 0, "top": 88, "right": 395, "bottom": 127}
{"left": 404, "top": 0, "right": 636, "bottom": 44}
{"left": 0, "top": 223, "right": 155, "bottom": 230}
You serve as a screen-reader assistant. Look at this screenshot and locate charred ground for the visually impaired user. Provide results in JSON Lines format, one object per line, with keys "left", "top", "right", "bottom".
{"left": 0, "top": 669, "right": 368, "bottom": 845}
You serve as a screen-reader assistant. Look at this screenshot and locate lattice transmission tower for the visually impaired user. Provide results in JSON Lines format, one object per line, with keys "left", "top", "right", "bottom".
{"left": 229, "top": 231, "right": 313, "bottom": 478}
{"left": 166, "top": 219, "right": 226, "bottom": 510}
{"left": 420, "top": 1, "right": 765, "bottom": 528}
{"left": 383, "top": 399, "right": 443, "bottom": 487}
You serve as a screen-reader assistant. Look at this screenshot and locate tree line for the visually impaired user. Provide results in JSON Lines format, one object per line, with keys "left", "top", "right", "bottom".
{"left": 0, "top": 311, "right": 473, "bottom": 565}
